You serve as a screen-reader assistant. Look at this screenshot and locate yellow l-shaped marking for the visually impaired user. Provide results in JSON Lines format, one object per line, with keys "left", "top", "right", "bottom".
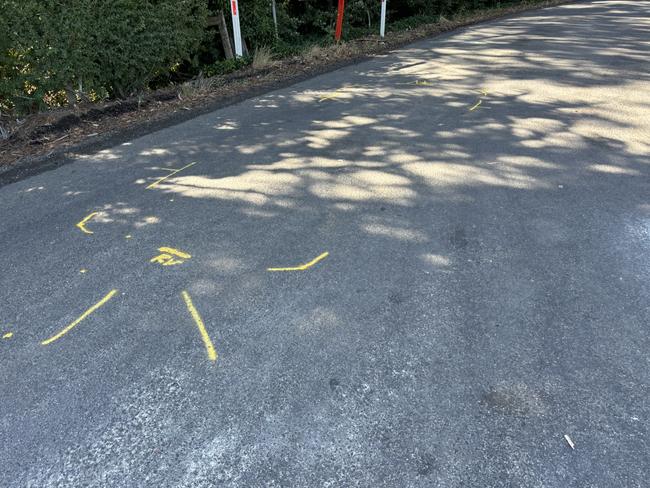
{"left": 267, "top": 251, "right": 329, "bottom": 272}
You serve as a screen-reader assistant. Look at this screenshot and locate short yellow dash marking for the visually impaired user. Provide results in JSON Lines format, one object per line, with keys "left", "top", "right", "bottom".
{"left": 80, "top": 269, "right": 87, "bottom": 274}
{"left": 76, "top": 212, "right": 98, "bottom": 234}
{"left": 267, "top": 251, "right": 329, "bottom": 272}
{"left": 158, "top": 247, "right": 191, "bottom": 259}
{"left": 414, "top": 80, "right": 433, "bottom": 86}
{"left": 146, "top": 162, "right": 197, "bottom": 189}
{"left": 181, "top": 291, "right": 217, "bottom": 362}
{"left": 3, "top": 332, "right": 13, "bottom": 339}
{"left": 469, "top": 99, "right": 482, "bottom": 111}
{"left": 41, "top": 289, "right": 118, "bottom": 346}
{"left": 125, "top": 235, "right": 132, "bottom": 239}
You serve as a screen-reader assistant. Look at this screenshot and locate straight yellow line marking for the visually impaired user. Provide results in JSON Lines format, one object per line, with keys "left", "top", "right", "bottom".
{"left": 146, "top": 162, "right": 197, "bottom": 189}
{"left": 267, "top": 251, "right": 329, "bottom": 272}
{"left": 76, "top": 212, "right": 98, "bottom": 234}
{"left": 2, "top": 332, "right": 13, "bottom": 339}
{"left": 469, "top": 99, "right": 482, "bottom": 111}
{"left": 41, "top": 289, "right": 118, "bottom": 346}
{"left": 181, "top": 291, "right": 217, "bottom": 362}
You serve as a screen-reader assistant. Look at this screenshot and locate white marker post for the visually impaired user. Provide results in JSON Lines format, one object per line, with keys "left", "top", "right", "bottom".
{"left": 230, "top": 0, "right": 243, "bottom": 57}
{"left": 271, "top": 0, "right": 279, "bottom": 39}
{"left": 380, "top": 0, "right": 387, "bottom": 38}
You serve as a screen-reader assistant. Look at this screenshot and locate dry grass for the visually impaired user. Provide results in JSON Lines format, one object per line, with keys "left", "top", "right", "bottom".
{"left": 178, "top": 74, "right": 217, "bottom": 99}
{"left": 252, "top": 46, "right": 275, "bottom": 70}
{"left": 303, "top": 42, "right": 360, "bottom": 63}
{"left": 305, "top": 44, "right": 325, "bottom": 60}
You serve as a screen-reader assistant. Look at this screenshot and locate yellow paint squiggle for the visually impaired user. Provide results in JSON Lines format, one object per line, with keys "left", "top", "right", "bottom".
{"left": 319, "top": 91, "right": 344, "bottom": 102}
{"left": 76, "top": 212, "right": 99, "bottom": 235}
{"left": 267, "top": 251, "right": 329, "bottom": 272}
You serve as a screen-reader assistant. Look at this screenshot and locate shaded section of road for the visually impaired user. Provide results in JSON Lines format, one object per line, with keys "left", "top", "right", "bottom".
{"left": 0, "top": 1, "right": 649, "bottom": 486}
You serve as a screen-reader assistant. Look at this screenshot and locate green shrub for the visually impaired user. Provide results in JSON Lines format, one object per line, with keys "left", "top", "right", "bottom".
{"left": 388, "top": 14, "right": 440, "bottom": 32}
{"left": 94, "top": 0, "right": 208, "bottom": 98}
{"left": 203, "top": 56, "right": 252, "bottom": 77}
{"left": 0, "top": 0, "right": 208, "bottom": 115}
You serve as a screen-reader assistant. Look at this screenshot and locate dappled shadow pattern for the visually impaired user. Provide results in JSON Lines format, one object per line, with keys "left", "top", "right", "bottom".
{"left": 2, "top": 1, "right": 650, "bottom": 486}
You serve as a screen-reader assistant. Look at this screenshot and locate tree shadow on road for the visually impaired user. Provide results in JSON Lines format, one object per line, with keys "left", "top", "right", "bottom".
{"left": 3, "top": 1, "right": 650, "bottom": 486}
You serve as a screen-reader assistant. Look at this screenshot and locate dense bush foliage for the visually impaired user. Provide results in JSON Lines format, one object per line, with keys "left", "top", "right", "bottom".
{"left": 1, "top": 0, "right": 530, "bottom": 116}
{"left": 0, "top": 0, "right": 207, "bottom": 115}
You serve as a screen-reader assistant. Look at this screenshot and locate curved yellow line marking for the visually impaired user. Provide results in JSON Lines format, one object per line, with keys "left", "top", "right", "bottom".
{"left": 267, "top": 251, "right": 329, "bottom": 272}
{"left": 146, "top": 162, "right": 197, "bottom": 189}
{"left": 469, "top": 99, "right": 482, "bottom": 111}
{"left": 181, "top": 291, "right": 217, "bottom": 362}
{"left": 41, "top": 289, "right": 118, "bottom": 345}
{"left": 76, "top": 212, "right": 99, "bottom": 234}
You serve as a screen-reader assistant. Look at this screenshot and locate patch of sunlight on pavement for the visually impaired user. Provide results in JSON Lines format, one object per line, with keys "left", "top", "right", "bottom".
{"left": 361, "top": 221, "right": 428, "bottom": 242}
{"left": 587, "top": 164, "right": 640, "bottom": 175}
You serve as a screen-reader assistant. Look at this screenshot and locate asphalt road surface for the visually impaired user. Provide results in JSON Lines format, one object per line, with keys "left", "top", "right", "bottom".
{"left": 1, "top": 1, "right": 649, "bottom": 486}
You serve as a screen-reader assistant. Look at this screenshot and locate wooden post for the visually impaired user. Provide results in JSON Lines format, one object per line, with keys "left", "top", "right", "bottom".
{"left": 217, "top": 10, "right": 234, "bottom": 60}
{"left": 271, "top": 0, "right": 278, "bottom": 39}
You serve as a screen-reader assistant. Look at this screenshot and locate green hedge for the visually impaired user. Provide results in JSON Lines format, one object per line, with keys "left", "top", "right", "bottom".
{"left": 0, "top": 0, "right": 208, "bottom": 115}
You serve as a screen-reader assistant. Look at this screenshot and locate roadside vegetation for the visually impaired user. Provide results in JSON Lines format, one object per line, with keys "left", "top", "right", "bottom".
{"left": 0, "top": 0, "right": 563, "bottom": 152}
{"left": 1, "top": 1, "right": 554, "bottom": 117}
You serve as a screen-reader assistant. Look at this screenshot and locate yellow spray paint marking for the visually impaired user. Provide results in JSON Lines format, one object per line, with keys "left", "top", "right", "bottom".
{"left": 414, "top": 80, "right": 433, "bottom": 86}
{"left": 76, "top": 212, "right": 99, "bottom": 235}
{"left": 150, "top": 247, "right": 192, "bottom": 266}
{"left": 480, "top": 89, "right": 488, "bottom": 96}
{"left": 319, "top": 91, "right": 343, "bottom": 102}
{"left": 80, "top": 269, "right": 87, "bottom": 274}
{"left": 469, "top": 99, "right": 482, "bottom": 111}
{"left": 41, "top": 289, "right": 118, "bottom": 346}
{"left": 267, "top": 251, "right": 329, "bottom": 272}
{"left": 146, "top": 162, "right": 197, "bottom": 189}
{"left": 2, "top": 332, "right": 13, "bottom": 339}
{"left": 181, "top": 291, "right": 217, "bottom": 362}
{"left": 125, "top": 235, "right": 132, "bottom": 239}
